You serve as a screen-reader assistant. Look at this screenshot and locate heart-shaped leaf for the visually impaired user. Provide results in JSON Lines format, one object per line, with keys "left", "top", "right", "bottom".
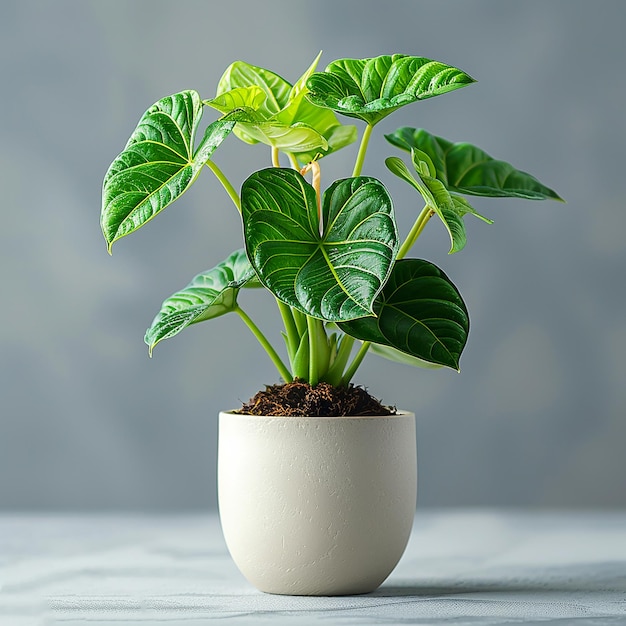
{"left": 241, "top": 168, "right": 398, "bottom": 322}
{"left": 386, "top": 127, "right": 563, "bottom": 200}
{"left": 206, "top": 56, "right": 357, "bottom": 161}
{"left": 306, "top": 55, "right": 475, "bottom": 126}
{"left": 338, "top": 259, "right": 469, "bottom": 370}
{"left": 101, "top": 91, "right": 236, "bottom": 252}
{"left": 145, "top": 249, "right": 258, "bottom": 355}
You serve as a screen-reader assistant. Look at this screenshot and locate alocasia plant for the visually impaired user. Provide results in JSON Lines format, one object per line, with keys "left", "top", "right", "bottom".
{"left": 101, "top": 53, "right": 561, "bottom": 397}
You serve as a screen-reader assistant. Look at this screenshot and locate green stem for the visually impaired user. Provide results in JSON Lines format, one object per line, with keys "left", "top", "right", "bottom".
{"left": 397, "top": 205, "right": 434, "bottom": 260}
{"left": 352, "top": 124, "right": 374, "bottom": 178}
{"left": 277, "top": 300, "right": 300, "bottom": 364}
{"left": 235, "top": 306, "right": 292, "bottom": 382}
{"left": 205, "top": 160, "right": 241, "bottom": 212}
{"left": 307, "top": 316, "right": 319, "bottom": 386}
{"left": 324, "top": 334, "right": 355, "bottom": 386}
{"left": 286, "top": 152, "right": 299, "bottom": 170}
{"left": 341, "top": 341, "right": 371, "bottom": 386}
{"left": 292, "top": 308, "right": 307, "bottom": 336}
{"left": 271, "top": 147, "right": 281, "bottom": 168}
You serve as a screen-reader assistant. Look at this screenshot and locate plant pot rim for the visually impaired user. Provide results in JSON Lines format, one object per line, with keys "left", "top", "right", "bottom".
{"left": 220, "top": 409, "right": 414, "bottom": 420}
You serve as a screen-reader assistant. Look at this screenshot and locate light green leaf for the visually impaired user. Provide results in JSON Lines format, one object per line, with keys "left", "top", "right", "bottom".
{"left": 339, "top": 259, "right": 469, "bottom": 370}
{"left": 101, "top": 91, "right": 235, "bottom": 252}
{"left": 290, "top": 50, "right": 324, "bottom": 102}
{"left": 385, "top": 156, "right": 466, "bottom": 253}
{"left": 385, "top": 127, "right": 563, "bottom": 200}
{"left": 206, "top": 57, "right": 357, "bottom": 160}
{"left": 241, "top": 168, "right": 398, "bottom": 322}
{"left": 369, "top": 343, "right": 444, "bottom": 369}
{"left": 306, "top": 55, "right": 475, "bottom": 126}
{"left": 216, "top": 61, "right": 292, "bottom": 116}
{"left": 214, "top": 106, "right": 330, "bottom": 152}
{"left": 282, "top": 52, "right": 358, "bottom": 162}
{"left": 294, "top": 123, "right": 358, "bottom": 165}
{"left": 145, "top": 249, "right": 257, "bottom": 355}
{"left": 206, "top": 86, "right": 266, "bottom": 114}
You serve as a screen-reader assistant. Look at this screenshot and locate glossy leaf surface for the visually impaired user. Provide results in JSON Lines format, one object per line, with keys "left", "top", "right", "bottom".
{"left": 101, "top": 91, "right": 235, "bottom": 251}
{"left": 306, "top": 55, "right": 475, "bottom": 125}
{"left": 145, "top": 249, "right": 257, "bottom": 355}
{"left": 386, "top": 127, "right": 563, "bottom": 200}
{"left": 206, "top": 56, "right": 356, "bottom": 160}
{"left": 241, "top": 168, "right": 398, "bottom": 321}
{"left": 339, "top": 259, "right": 469, "bottom": 370}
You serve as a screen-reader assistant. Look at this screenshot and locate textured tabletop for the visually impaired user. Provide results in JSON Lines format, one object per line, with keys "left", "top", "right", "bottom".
{"left": 1, "top": 510, "right": 625, "bottom": 625}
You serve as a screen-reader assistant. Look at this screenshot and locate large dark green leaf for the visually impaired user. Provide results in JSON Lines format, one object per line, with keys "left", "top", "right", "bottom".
{"left": 386, "top": 127, "right": 563, "bottom": 200}
{"left": 101, "top": 91, "right": 235, "bottom": 252}
{"left": 339, "top": 259, "right": 469, "bottom": 370}
{"left": 241, "top": 168, "right": 398, "bottom": 322}
{"left": 145, "top": 249, "right": 258, "bottom": 355}
{"left": 206, "top": 56, "right": 356, "bottom": 160}
{"left": 306, "top": 55, "right": 475, "bottom": 126}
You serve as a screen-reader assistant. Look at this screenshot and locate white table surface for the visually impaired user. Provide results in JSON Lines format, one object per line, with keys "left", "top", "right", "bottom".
{"left": 1, "top": 510, "right": 625, "bottom": 625}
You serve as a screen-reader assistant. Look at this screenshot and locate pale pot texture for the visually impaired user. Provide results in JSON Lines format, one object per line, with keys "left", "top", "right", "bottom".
{"left": 217, "top": 411, "right": 417, "bottom": 596}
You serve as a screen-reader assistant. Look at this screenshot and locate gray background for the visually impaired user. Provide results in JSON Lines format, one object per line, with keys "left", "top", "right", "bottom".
{"left": 1, "top": 0, "right": 624, "bottom": 511}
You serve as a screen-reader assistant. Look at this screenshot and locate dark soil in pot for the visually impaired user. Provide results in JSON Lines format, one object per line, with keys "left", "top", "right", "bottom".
{"left": 236, "top": 380, "right": 395, "bottom": 416}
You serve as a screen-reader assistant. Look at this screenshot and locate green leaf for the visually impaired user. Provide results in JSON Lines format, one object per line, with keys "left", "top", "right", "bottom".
{"left": 216, "top": 61, "right": 292, "bottom": 116}
{"left": 206, "top": 57, "right": 357, "bottom": 160}
{"left": 339, "top": 259, "right": 469, "bottom": 370}
{"left": 385, "top": 127, "right": 563, "bottom": 200}
{"left": 385, "top": 156, "right": 467, "bottom": 254}
{"left": 450, "top": 194, "right": 494, "bottom": 225}
{"left": 241, "top": 168, "right": 398, "bottom": 322}
{"left": 282, "top": 52, "right": 358, "bottom": 163}
{"left": 206, "top": 86, "right": 266, "bottom": 113}
{"left": 214, "top": 106, "right": 330, "bottom": 152}
{"left": 306, "top": 55, "right": 475, "bottom": 126}
{"left": 145, "top": 249, "right": 257, "bottom": 355}
{"left": 368, "top": 343, "right": 444, "bottom": 370}
{"left": 294, "top": 124, "right": 358, "bottom": 165}
{"left": 101, "top": 91, "right": 235, "bottom": 252}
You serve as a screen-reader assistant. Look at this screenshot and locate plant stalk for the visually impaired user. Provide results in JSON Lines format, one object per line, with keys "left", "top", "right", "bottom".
{"left": 271, "top": 147, "right": 281, "bottom": 168}
{"left": 397, "top": 205, "right": 435, "bottom": 260}
{"left": 311, "top": 160, "right": 321, "bottom": 223}
{"left": 277, "top": 300, "right": 300, "bottom": 364}
{"left": 352, "top": 124, "right": 374, "bottom": 178}
{"left": 307, "top": 316, "right": 319, "bottom": 386}
{"left": 324, "top": 334, "right": 355, "bottom": 386}
{"left": 286, "top": 152, "right": 299, "bottom": 170}
{"left": 341, "top": 341, "right": 371, "bottom": 385}
{"left": 235, "top": 306, "right": 292, "bottom": 382}
{"left": 205, "top": 160, "right": 241, "bottom": 212}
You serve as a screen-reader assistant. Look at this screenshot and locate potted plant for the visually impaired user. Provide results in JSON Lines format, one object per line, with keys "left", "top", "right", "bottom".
{"left": 101, "top": 53, "right": 562, "bottom": 595}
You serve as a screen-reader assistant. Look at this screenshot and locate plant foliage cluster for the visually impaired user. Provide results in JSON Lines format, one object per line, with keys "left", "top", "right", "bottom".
{"left": 101, "top": 53, "right": 561, "bottom": 388}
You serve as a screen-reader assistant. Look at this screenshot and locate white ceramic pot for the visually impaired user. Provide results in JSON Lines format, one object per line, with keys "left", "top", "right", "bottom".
{"left": 217, "top": 411, "right": 417, "bottom": 596}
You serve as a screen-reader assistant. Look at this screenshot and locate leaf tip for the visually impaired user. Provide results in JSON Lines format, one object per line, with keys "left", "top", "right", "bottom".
{"left": 147, "top": 340, "right": 156, "bottom": 358}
